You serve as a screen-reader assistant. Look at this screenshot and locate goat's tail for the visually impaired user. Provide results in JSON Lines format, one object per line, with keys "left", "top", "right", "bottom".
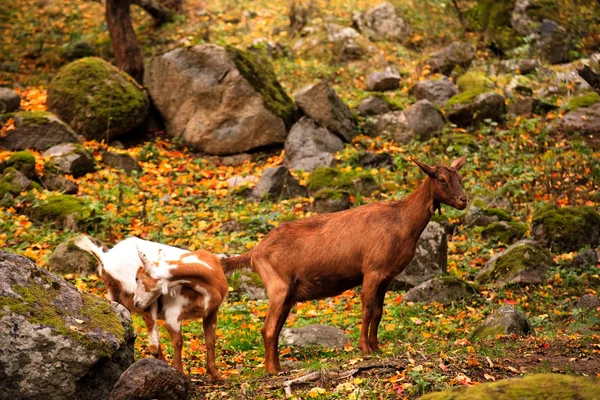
{"left": 72, "top": 234, "right": 106, "bottom": 274}
{"left": 220, "top": 251, "right": 253, "bottom": 273}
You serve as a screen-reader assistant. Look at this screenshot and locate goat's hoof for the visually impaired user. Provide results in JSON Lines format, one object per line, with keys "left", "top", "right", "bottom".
{"left": 210, "top": 373, "right": 223, "bottom": 382}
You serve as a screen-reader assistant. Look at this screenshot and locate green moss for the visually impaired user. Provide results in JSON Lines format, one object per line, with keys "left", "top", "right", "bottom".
{"left": 445, "top": 87, "right": 491, "bottom": 108}
{"left": 465, "top": 0, "right": 522, "bottom": 52}
{"left": 482, "top": 207, "right": 511, "bottom": 221}
{"left": 0, "top": 280, "right": 124, "bottom": 356}
{"left": 421, "top": 374, "right": 600, "bottom": 400}
{"left": 481, "top": 221, "right": 527, "bottom": 244}
{"left": 526, "top": 0, "right": 560, "bottom": 22}
{"left": 308, "top": 167, "right": 377, "bottom": 195}
{"left": 564, "top": 92, "right": 600, "bottom": 111}
{"left": 32, "top": 194, "right": 87, "bottom": 221}
{"left": 313, "top": 188, "right": 349, "bottom": 200}
{"left": 532, "top": 204, "right": 600, "bottom": 252}
{"left": 470, "top": 324, "right": 506, "bottom": 340}
{"left": 47, "top": 57, "right": 149, "bottom": 140}
{"left": 226, "top": 47, "right": 296, "bottom": 128}
{"left": 368, "top": 93, "right": 403, "bottom": 111}
{"left": 456, "top": 71, "right": 493, "bottom": 92}
{"left": 14, "top": 110, "right": 53, "bottom": 125}
{"left": 0, "top": 167, "right": 28, "bottom": 196}
{"left": 7, "top": 151, "right": 35, "bottom": 173}
{"left": 476, "top": 242, "right": 552, "bottom": 284}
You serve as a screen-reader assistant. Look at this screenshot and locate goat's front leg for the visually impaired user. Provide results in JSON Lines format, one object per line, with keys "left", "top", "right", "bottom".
{"left": 359, "top": 274, "right": 382, "bottom": 354}
{"left": 142, "top": 306, "right": 164, "bottom": 361}
{"left": 368, "top": 282, "right": 390, "bottom": 352}
{"left": 166, "top": 319, "right": 184, "bottom": 372}
{"left": 203, "top": 310, "right": 222, "bottom": 381}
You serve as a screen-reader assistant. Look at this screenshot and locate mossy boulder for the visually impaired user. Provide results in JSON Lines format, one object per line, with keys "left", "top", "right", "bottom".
{"left": 0, "top": 167, "right": 33, "bottom": 197}
{"left": 0, "top": 250, "right": 134, "bottom": 399}
{"left": 465, "top": 0, "right": 521, "bottom": 53}
{"left": 0, "top": 150, "right": 36, "bottom": 179}
{"left": 145, "top": 45, "right": 295, "bottom": 155}
{"left": 43, "top": 142, "right": 95, "bottom": 178}
{"left": 465, "top": 195, "right": 514, "bottom": 227}
{"left": 228, "top": 270, "right": 266, "bottom": 301}
{"left": 476, "top": 240, "right": 552, "bottom": 287}
{"left": 445, "top": 88, "right": 506, "bottom": 127}
{"left": 307, "top": 167, "right": 378, "bottom": 197}
{"left": 456, "top": 71, "right": 494, "bottom": 92}
{"left": 101, "top": 151, "right": 141, "bottom": 176}
{"left": 30, "top": 194, "right": 93, "bottom": 230}
{"left": 47, "top": 57, "right": 149, "bottom": 141}
{"left": 564, "top": 91, "right": 600, "bottom": 111}
{"left": 421, "top": 374, "right": 599, "bottom": 400}
{"left": 403, "top": 277, "right": 476, "bottom": 304}
{"left": 313, "top": 189, "right": 351, "bottom": 214}
{"left": 0, "top": 111, "right": 81, "bottom": 151}
{"left": 531, "top": 204, "right": 600, "bottom": 253}
{"left": 481, "top": 221, "right": 528, "bottom": 244}
{"left": 471, "top": 304, "right": 531, "bottom": 340}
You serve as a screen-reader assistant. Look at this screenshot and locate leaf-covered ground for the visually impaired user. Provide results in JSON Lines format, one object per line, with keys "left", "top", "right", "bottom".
{"left": 1, "top": 0, "right": 600, "bottom": 399}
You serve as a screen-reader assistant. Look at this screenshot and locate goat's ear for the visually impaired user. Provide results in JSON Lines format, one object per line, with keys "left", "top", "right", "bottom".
{"left": 136, "top": 246, "right": 153, "bottom": 273}
{"left": 450, "top": 156, "right": 467, "bottom": 171}
{"left": 410, "top": 157, "right": 436, "bottom": 178}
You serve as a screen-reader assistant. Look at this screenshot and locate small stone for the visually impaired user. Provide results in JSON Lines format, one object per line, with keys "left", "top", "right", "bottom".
{"left": 357, "top": 96, "right": 392, "bottom": 116}
{"left": 41, "top": 173, "right": 79, "bottom": 194}
{"left": 352, "top": 2, "right": 412, "bottom": 42}
{"left": 280, "top": 324, "right": 349, "bottom": 349}
{"left": 226, "top": 175, "right": 257, "bottom": 190}
{"left": 0, "top": 111, "right": 81, "bottom": 151}
{"left": 575, "top": 294, "right": 600, "bottom": 309}
{"left": 445, "top": 90, "right": 506, "bottom": 127}
{"left": 421, "top": 41, "right": 477, "bottom": 76}
{"left": 48, "top": 237, "right": 105, "bottom": 275}
{"left": 0, "top": 87, "right": 21, "bottom": 113}
{"left": 283, "top": 117, "right": 343, "bottom": 172}
{"left": 471, "top": 305, "right": 531, "bottom": 339}
{"left": 366, "top": 66, "right": 401, "bottom": 91}
{"left": 221, "top": 153, "right": 252, "bottom": 166}
{"left": 313, "top": 189, "right": 351, "bottom": 214}
{"left": 569, "top": 249, "right": 598, "bottom": 271}
{"left": 102, "top": 151, "right": 141, "bottom": 176}
{"left": 43, "top": 143, "right": 95, "bottom": 178}
{"left": 252, "top": 166, "right": 307, "bottom": 200}
{"left": 403, "top": 278, "right": 474, "bottom": 304}
{"left": 412, "top": 77, "right": 458, "bottom": 106}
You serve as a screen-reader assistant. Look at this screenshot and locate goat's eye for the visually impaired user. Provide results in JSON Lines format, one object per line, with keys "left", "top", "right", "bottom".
{"left": 135, "top": 277, "right": 139, "bottom": 283}
{"left": 438, "top": 176, "right": 447, "bottom": 184}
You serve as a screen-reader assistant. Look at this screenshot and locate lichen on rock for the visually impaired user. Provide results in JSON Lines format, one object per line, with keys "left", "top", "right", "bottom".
{"left": 307, "top": 167, "right": 378, "bottom": 197}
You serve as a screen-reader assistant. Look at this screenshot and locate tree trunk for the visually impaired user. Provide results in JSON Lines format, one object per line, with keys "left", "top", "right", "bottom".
{"left": 132, "top": 0, "right": 175, "bottom": 26}
{"left": 105, "top": 0, "right": 144, "bottom": 83}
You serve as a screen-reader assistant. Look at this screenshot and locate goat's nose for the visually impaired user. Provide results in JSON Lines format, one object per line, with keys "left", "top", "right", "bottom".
{"left": 459, "top": 196, "right": 467, "bottom": 203}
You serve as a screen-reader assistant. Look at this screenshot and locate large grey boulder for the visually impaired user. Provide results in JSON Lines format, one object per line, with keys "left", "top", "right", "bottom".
{"left": 295, "top": 81, "right": 357, "bottom": 142}
{"left": 366, "top": 66, "right": 401, "bottom": 91}
{"left": 48, "top": 237, "right": 105, "bottom": 276}
{"left": 412, "top": 77, "right": 458, "bottom": 106}
{"left": 283, "top": 117, "right": 343, "bottom": 172}
{"left": 535, "top": 19, "right": 570, "bottom": 65}
{"left": 145, "top": 45, "right": 296, "bottom": 155}
{"left": 280, "top": 324, "right": 349, "bottom": 349}
{"left": 110, "top": 359, "right": 193, "bottom": 400}
{"left": 445, "top": 90, "right": 506, "bottom": 127}
{"left": 403, "top": 278, "right": 474, "bottom": 304}
{"left": 476, "top": 240, "right": 552, "bottom": 287}
{"left": 252, "top": 166, "right": 307, "bottom": 200}
{"left": 0, "top": 87, "right": 20, "bottom": 113}
{"left": 471, "top": 305, "right": 531, "bottom": 339}
{"left": 421, "top": 41, "right": 477, "bottom": 75}
{"left": 352, "top": 2, "right": 412, "bottom": 42}
{"left": 0, "top": 250, "right": 135, "bottom": 400}
{"left": 0, "top": 111, "right": 81, "bottom": 151}
{"left": 391, "top": 222, "right": 447, "bottom": 290}
{"left": 43, "top": 143, "right": 95, "bottom": 178}
{"left": 369, "top": 100, "right": 445, "bottom": 144}
{"left": 47, "top": 57, "right": 149, "bottom": 141}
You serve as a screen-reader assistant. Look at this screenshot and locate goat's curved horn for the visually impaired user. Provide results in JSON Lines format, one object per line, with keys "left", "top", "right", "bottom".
{"left": 410, "top": 156, "right": 436, "bottom": 178}
{"left": 450, "top": 156, "right": 466, "bottom": 171}
{"left": 136, "top": 245, "right": 152, "bottom": 272}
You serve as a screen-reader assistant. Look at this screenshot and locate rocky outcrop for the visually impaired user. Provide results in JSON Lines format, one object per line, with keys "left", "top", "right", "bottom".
{"left": 145, "top": 45, "right": 296, "bottom": 155}
{"left": 475, "top": 240, "right": 552, "bottom": 287}
{"left": 295, "top": 81, "right": 357, "bottom": 142}
{"left": 391, "top": 222, "right": 447, "bottom": 290}
{"left": 531, "top": 204, "right": 600, "bottom": 253}
{"left": 307, "top": 167, "right": 378, "bottom": 198}
{"left": 110, "top": 359, "right": 193, "bottom": 400}
{"left": 280, "top": 324, "right": 349, "bottom": 349}
{"left": 0, "top": 250, "right": 135, "bottom": 400}
{"left": 252, "top": 166, "right": 307, "bottom": 200}
{"left": 412, "top": 78, "right": 458, "bottom": 106}
{"left": 481, "top": 221, "right": 527, "bottom": 245}
{"left": 47, "top": 57, "right": 149, "bottom": 141}
{"left": 0, "top": 111, "right": 81, "bottom": 151}
{"left": 0, "top": 87, "right": 20, "bottom": 113}
{"left": 283, "top": 117, "right": 343, "bottom": 172}
{"left": 43, "top": 143, "right": 95, "bottom": 178}
{"left": 445, "top": 89, "right": 506, "bottom": 127}
{"left": 352, "top": 2, "right": 412, "bottom": 42}
{"left": 471, "top": 305, "right": 531, "bottom": 339}
{"left": 29, "top": 194, "right": 91, "bottom": 230}
{"left": 421, "top": 41, "right": 477, "bottom": 76}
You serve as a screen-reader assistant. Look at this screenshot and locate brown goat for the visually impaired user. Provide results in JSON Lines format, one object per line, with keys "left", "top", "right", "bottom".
{"left": 221, "top": 156, "right": 468, "bottom": 373}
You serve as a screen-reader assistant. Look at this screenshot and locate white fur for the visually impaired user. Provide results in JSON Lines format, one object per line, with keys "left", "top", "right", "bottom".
{"left": 181, "top": 254, "right": 213, "bottom": 270}
{"left": 163, "top": 287, "right": 188, "bottom": 332}
{"left": 149, "top": 304, "right": 160, "bottom": 347}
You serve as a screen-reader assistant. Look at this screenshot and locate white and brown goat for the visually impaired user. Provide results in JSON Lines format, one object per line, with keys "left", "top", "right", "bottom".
{"left": 134, "top": 247, "right": 228, "bottom": 380}
{"left": 74, "top": 235, "right": 226, "bottom": 379}
{"left": 222, "top": 156, "right": 468, "bottom": 373}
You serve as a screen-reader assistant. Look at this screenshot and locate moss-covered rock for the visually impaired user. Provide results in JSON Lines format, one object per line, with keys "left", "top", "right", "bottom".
{"left": 30, "top": 194, "right": 93, "bottom": 230}
{"left": 0, "top": 111, "right": 81, "bottom": 151}
{"left": 531, "top": 204, "right": 600, "bottom": 253}
{"left": 465, "top": 195, "right": 514, "bottom": 227}
{"left": 47, "top": 57, "right": 149, "bottom": 141}
{"left": 43, "top": 142, "right": 95, "bottom": 178}
{"left": 228, "top": 270, "right": 266, "bottom": 301}
{"left": 481, "top": 221, "right": 528, "bottom": 244}
{"left": 421, "top": 374, "right": 599, "bottom": 400}
{"left": 308, "top": 167, "right": 378, "bottom": 197}
{"left": 445, "top": 88, "right": 506, "bottom": 127}
{"left": 0, "top": 167, "right": 32, "bottom": 197}
{"left": 465, "top": 0, "right": 521, "bottom": 53}
{"left": 476, "top": 240, "right": 552, "bottom": 286}
{"left": 313, "top": 189, "right": 351, "bottom": 214}
{"left": 0, "top": 250, "right": 134, "bottom": 399}
{"left": 456, "top": 71, "right": 494, "bottom": 92}
{"left": 564, "top": 91, "right": 600, "bottom": 111}
{"left": 471, "top": 304, "right": 531, "bottom": 340}
{"left": 445, "top": 87, "right": 492, "bottom": 107}
{"left": 0, "top": 150, "right": 37, "bottom": 180}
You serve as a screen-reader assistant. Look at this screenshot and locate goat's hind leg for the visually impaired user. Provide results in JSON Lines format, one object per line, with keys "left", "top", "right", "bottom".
{"left": 368, "top": 282, "right": 389, "bottom": 352}
{"left": 166, "top": 320, "right": 184, "bottom": 372}
{"left": 142, "top": 307, "right": 164, "bottom": 361}
{"left": 203, "top": 310, "right": 222, "bottom": 381}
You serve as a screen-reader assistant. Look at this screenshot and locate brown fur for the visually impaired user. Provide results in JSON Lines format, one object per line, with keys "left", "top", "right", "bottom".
{"left": 221, "top": 157, "right": 468, "bottom": 373}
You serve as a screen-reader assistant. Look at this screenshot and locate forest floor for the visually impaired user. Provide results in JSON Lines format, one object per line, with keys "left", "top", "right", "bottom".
{"left": 1, "top": 0, "right": 599, "bottom": 399}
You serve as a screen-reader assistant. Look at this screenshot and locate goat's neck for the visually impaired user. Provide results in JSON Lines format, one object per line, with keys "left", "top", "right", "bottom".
{"left": 400, "top": 177, "right": 436, "bottom": 240}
